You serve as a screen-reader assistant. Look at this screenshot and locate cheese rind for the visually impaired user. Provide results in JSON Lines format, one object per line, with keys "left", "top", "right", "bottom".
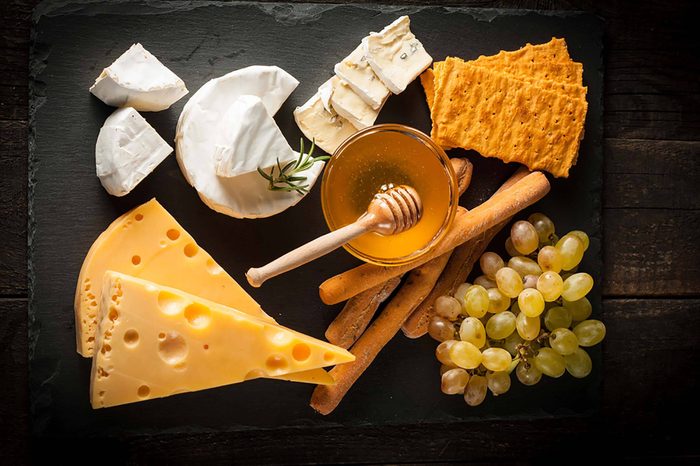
{"left": 95, "top": 107, "right": 173, "bottom": 196}
{"left": 90, "top": 272, "right": 353, "bottom": 408}
{"left": 89, "top": 43, "right": 188, "bottom": 112}
{"left": 329, "top": 77, "right": 383, "bottom": 129}
{"left": 293, "top": 93, "right": 358, "bottom": 154}
{"left": 363, "top": 16, "right": 433, "bottom": 94}
{"left": 334, "top": 43, "right": 390, "bottom": 110}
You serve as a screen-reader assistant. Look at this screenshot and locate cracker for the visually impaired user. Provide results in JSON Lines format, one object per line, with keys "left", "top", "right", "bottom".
{"left": 475, "top": 37, "right": 572, "bottom": 66}
{"left": 419, "top": 68, "right": 435, "bottom": 109}
{"left": 431, "top": 58, "right": 587, "bottom": 178}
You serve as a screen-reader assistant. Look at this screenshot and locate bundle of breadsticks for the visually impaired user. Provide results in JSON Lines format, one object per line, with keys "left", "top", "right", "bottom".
{"left": 311, "top": 162, "right": 550, "bottom": 414}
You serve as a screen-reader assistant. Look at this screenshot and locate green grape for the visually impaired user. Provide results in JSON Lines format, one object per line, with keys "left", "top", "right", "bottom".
{"left": 516, "top": 361, "right": 542, "bottom": 386}
{"left": 434, "top": 295, "right": 462, "bottom": 320}
{"left": 548, "top": 328, "right": 579, "bottom": 355}
{"left": 534, "top": 347, "right": 566, "bottom": 378}
{"left": 487, "top": 287, "right": 511, "bottom": 313}
{"left": 464, "top": 375, "right": 487, "bottom": 406}
{"left": 435, "top": 340, "right": 457, "bottom": 365}
{"left": 428, "top": 316, "right": 455, "bottom": 342}
{"left": 508, "top": 256, "right": 543, "bottom": 277}
{"left": 544, "top": 306, "right": 573, "bottom": 332}
{"left": 556, "top": 234, "right": 585, "bottom": 271}
{"left": 463, "top": 285, "right": 489, "bottom": 318}
{"left": 537, "top": 271, "right": 564, "bottom": 302}
{"left": 561, "top": 273, "right": 594, "bottom": 302}
{"left": 503, "top": 332, "right": 524, "bottom": 356}
{"left": 537, "top": 246, "right": 562, "bottom": 273}
{"left": 522, "top": 274, "right": 539, "bottom": 289}
{"left": 482, "top": 347, "right": 512, "bottom": 372}
{"left": 486, "top": 371, "right": 511, "bottom": 396}
{"left": 563, "top": 297, "right": 592, "bottom": 321}
{"left": 440, "top": 363, "right": 456, "bottom": 376}
{"left": 569, "top": 230, "right": 590, "bottom": 251}
{"left": 516, "top": 311, "right": 541, "bottom": 341}
{"left": 480, "top": 251, "right": 504, "bottom": 279}
{"left": 496, "top": 267, "right": 524, "bottom": 298}
{"left": 453, "top": 282, "right": 472, "bottom": 304}
{"left": 441, "top": 368, "right": 470, "bottom": 395}
{"left": 573, "top": 320, "right": 606, "bottom": 347}
{"left": 449, "top": 340, "right": 483, "bottom": 369}
{"left": 459, "top": 317, "right": 486, "bottom": 348}
{"left": 474, "top": 275, "right": 497, "bottom": 289}
{"left": 528, "top": 212, "right": 556, "bottom": 244}
{"left": 505, "top": 236, "right": 520, "bottom": 257}
{"left": 564, "top": 347, "right": 593, "bottom": 378}
{"left": 485, "top": 311, "right": 516, "bottom": 340}
{"left": 511, "top": 220, "right": 539, "bottom": 255}
{"left": 518, "top": 288, "right": 545, "bottom": 317}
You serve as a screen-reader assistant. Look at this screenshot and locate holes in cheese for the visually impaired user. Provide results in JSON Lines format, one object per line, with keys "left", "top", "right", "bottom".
{"left": 131, "top": 255, "right": 141, "bottom": 265}
{"left": 183, "top": 243, "right": 198, "bottom": 258}
{"left": 137, "top": 385, "right": 150, "bottom": 398}
{"left": 166, "top": 228, "right": 180, "bottom": 240}
{"left": 90, "top": 272, "right": 354, "bottom": 408}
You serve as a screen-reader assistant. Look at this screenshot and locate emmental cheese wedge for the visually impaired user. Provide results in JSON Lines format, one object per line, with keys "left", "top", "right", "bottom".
{"left": 91, "top": 272, "right": 354, "bottom": 408}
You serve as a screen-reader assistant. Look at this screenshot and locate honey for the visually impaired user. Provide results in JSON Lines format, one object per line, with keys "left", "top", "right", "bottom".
{"left": 322, "top": 125, "right": 457, "bottom": 264}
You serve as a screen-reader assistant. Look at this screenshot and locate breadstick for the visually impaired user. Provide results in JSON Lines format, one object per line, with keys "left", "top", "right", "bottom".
{"left": 319, "top": 171, "right": 550, "bottom": 305}
{"left": 324, "top": 158, "right": 472, "bottom": 349}
{"left": 325, "top": 277, "right": 401, "bottom": 349}
{"left": 401, "top": 168, "right": 531, "bottom": 337}
{"left": 311, "top": 254, "right": 452, "bottom": 415}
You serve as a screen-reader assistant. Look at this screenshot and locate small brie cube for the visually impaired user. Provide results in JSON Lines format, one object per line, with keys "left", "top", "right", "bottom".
{"left": 90, "top": 43, "right": 188, "bottom": 112}
{"left": 329, "top": 76, "right": 382, "bottom": 129}
{"left": 334, "top": 43, "right": 391, "bottom": 110}
{"left": 294, "top": 93, "right": 358, "bottom": 155}
{"left": 213, "top": 95, "right": 296, "bottom": 178}
{"left": 95, "top": 107, "right": 173, "bottom": 196}
{"left": 363, "top": 16, "right": 433, "bottom": 94}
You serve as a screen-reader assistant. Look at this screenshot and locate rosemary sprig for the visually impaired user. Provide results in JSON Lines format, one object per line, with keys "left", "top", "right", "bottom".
{"left": 257, "top": 139, "right": 329, "bottom": 195}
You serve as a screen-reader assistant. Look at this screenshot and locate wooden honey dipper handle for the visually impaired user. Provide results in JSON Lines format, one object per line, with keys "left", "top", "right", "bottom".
{"left": 246, "top": 185, "right": 422, "bottom": 288}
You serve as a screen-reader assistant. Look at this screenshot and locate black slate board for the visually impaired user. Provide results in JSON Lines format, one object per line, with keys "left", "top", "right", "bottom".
{"left": 29, "top": 1, "right": 603, "bottom": 437}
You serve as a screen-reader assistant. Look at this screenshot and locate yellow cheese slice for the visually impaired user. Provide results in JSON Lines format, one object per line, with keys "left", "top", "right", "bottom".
{"left": 75, "top": 198, "right": 332, "bottom": 386}
{"left": 91, "top": 272, "right": 354, "bottom": 408}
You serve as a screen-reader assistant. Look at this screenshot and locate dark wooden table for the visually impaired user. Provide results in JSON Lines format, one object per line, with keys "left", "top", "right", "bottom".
{"left": 2, "top": 0, "right": 698, "bottom": 463}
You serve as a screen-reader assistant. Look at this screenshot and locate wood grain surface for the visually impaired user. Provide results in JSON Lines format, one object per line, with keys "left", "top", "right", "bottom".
{"left": 1, "top": 0, "right": 698, "bottom": 464}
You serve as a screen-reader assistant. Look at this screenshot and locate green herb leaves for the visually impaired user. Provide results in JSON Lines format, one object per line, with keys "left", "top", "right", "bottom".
{"left": 257, "top": 139, "right": 329, "bottom": 195}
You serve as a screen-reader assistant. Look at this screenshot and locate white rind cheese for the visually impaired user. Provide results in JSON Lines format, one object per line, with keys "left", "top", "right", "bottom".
{"left": 294, "top": 93, "right": 358, "bottom": 155}
{"left": 90, "top": 43, "right": 188, "bottom": 112}
{"left": 318, "top": 78, "right": 336, "bottom": 114}
{"left": 334, "top": 43, "right": 390, "bottom": 110}
{"left": 176, "top": 66, "right": 321, "bottom": 219}
{"left": 329, "top": 76, "right": 383, "bottom": 129}
{"left": 95, "top": 107, "right": 173, "bottom": 197}
{"left": 213, "top": 95, "right": 297, "bottom": 179}
{"left": 363, "top": 16, "right": 433, "bottom": 94}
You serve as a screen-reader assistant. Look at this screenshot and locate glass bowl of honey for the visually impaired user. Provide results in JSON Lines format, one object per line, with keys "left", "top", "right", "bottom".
{"left": 321, "top": 124, "right": 458, "bottom": 266}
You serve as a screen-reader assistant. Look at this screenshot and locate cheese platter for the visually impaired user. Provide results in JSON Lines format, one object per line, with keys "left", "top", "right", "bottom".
{"left": 29, "top": 1, "right": 603, "bottom": 436}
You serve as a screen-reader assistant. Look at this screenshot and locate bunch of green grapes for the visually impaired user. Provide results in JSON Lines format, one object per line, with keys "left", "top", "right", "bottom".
{"left": 428, "top": 213, "right": 605, "bottom": 406}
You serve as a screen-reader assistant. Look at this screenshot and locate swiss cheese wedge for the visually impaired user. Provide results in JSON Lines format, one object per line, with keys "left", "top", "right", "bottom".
{"left": 91, "top": 272, "right": 354, "bottom": 408}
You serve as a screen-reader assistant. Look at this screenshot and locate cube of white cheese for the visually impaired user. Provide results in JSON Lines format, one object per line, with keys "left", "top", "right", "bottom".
{"left": 213, "top": 95, "right": 297, "bottom": 178}
{"left": 294, "top": 93, "right": 358, "bottom": 154}
{"left": 328, "top": 76, "right": 382, "bottom": 129}
{"left": 90, "top": 43, "right": 188, "bottom": 112}
{"left": 95, "top": 107, "right": 173, "bottom": 196}
{"left": 334, "top": 43, "right": 391, "bottom": 110}
{"left": 363, "top": 16, "right": 433, "bottom": 94}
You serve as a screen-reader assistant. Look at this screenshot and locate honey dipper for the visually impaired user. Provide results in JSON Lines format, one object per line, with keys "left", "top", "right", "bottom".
{"left": 246, "top": 184, "right": 422, "bottom": 288}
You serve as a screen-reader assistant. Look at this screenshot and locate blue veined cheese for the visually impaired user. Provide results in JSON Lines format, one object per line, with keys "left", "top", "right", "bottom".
{"left": 294, "top": 92, "right": 358, "bottom": 155}
{"left": 363, "top": 16, "right": 433, "bottom": 94}
{"left": 95, "top": 107, "right": 172, "bottom": 196}
{"left": 90, "top": 43, "right": 188, "bottom": 112}
{"left": 334, "top": 43, "right": 391, "bottom": 110}
{"left": 328, "top": 76, "right": 383, "bottom": 129}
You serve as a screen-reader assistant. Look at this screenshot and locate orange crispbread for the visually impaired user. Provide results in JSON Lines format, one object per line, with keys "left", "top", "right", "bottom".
{"left": 430, "top": 58, "right": 587, "bottom": 178}
{"left": 475, "top": 38, "right": 573, "bottom": 67}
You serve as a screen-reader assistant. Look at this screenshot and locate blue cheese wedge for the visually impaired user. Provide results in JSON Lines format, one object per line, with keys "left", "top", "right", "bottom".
{"left": 328, "top": 76, "right": 382, "bottom": 129}
{"left": 90, "top": 43, "right": 188, "bottom": 112}
{"left": 334, "top": 43, "right": 390, "bottom": 110}
{"left": 363, "top": 16, "right": 433, "bottom": 94}
{"left": 95, "top": 107, "right": 173, "bottom": 196}
{"left": 213, "top": 95, "right": 296, "bottom": 179}
{"left": 294, "top": 93, "right": 358, "bottom": 154}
